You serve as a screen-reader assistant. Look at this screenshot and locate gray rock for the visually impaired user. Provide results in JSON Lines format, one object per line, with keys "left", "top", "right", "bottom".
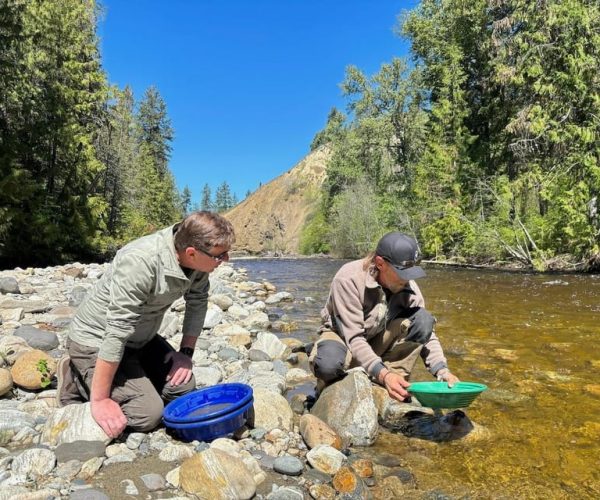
{"left": 0, "top": 277, "right": 20, "bottom": 294}
{"left": 104, "top": 452, "right": 135, "bottom": 465}
{"left": 121, "top": 479, "right": 139, "bottom": 495}
{"left": 54, "top": 459, "right": 82, "bottom": 480}
{"left": 218, "top": 347, "right": 241, "bottom": 361}
{"left": 125, "top": 432, "right": 146, "bottom": 450}
{"left": 55, "top": 440, "right": 106, "bottom": 463}
{"left": 0, "top": 297, "right": 49, "bottom": 313}
{"left": 272, "top": 455, "right": 303, "bottom": 476}
{"left": 249, "top": 372, "right": 286, "bottom": 394}
{"left": 68, "top": 286, "right": 89, "bottom": 307}
{"left": 69, "top": 489, "right": 110, "bottom": 500}
{"left": 14, "top": 325, "right": 59, "bottom": 351}
{"left": 268, "top": 486, "right": 305, "bottom": 500}
{"left": 252, "top": 387, "right": 294, "bottom": 431}
{"left": 311, "top": 369, "right": 379, "bottom": 446}
{"left": 203, "top": 307, "right": 224, "bottom": 329}
{"left": 273, "top": 359, "right": 288, "bottom": 377}
{"left": 140, "top": 472, "right": 167, "bottom": 491}
{"left": 265, "top": 292, "right": 294, "bottom": 304}
{"left": 158, "top": 444, "right": 194, "bottom": 462}
{"left": 195, "top": 339, "right": 211, "bottom": 350}
{"left": 0, "top": 409, "right": 36, "bottom": 433}
{"left": 50, "top": 317, "right": 72, "bottom": 329}
{"left": 241, "top": 311, "right": 270, "bottom": 330}
{"left": 248, "top": 349, "right": 271, "bottom": 362}
{"left": 11, "top": 447, "right": 57, "bottom": 481}
{"left": 193, "top": 366, "right": 222, "bottom": 387}
{"left": 252, "top": 332, "right": 287, "bottom": 360}
{"left": 210, "top": 294, "right": 234, "bottom": 311}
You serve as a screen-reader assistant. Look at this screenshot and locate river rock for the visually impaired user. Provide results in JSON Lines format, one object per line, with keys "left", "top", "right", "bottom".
{"left": 252, "top": 332, "right": 287, "bottom": 359}
{"left": 311, "top": 369, "right": 379, "bottom": 446}
{"left": 248, "top": 348, "right": 271, "bottom": 362}
{"left": 141, "top": 472, "right": 167, "bottom": 491}
{"left": 213, "top": 323, "right": 251, "bottom": 337}
{"left": 121, "top": 479, "right": 139, "bottom": 495}
{"left": 180, "top": 448, "right": 256, "bottom": 499}
{"left": 14, "top": 325, "right": 59, "bottom": 351}
{"left": 0, "top": 335, "right": 32, "bottom": 364}
{"left": 68, "top": 286, "right": 89, "bottom": 307}
{"left": 193, "top": 366, "right": 223, "bottom": 387}
{"left": 204, "top": 307, "right": 224, "bottom": 329}
{"left": 210, "top": 294, "right": 234, "bottom": 311}
{"left": 299, "top": 414, "right": 343, "bottom": 450}
{"left": 1, "top": 307, "right": 23, "bottom": 322}
{"left": 0, "top": 368, "right": 13, "bottom": 396}
{"left": 227, "top": 303, "right": 250, "bottom": 319}
{"left": 372, "top": 385, "right": 433, "bottom": 427}
{"left": 241, "top": 311, "right": 270, "bottom": 330}
{"left": 249, "top": 372, "right": 286, "bottom": 394}
{"left": 41, "top": 402, "right": 111, "bottom": 446}
{"left": 273, "top": 455, "right": 304, "bottom": 476}
{"left": 11, "top": 448, "right": 57, "bottom": 482}
{"left": 392, "top": 409, "right": 479, "bottom": 442}
{"left": 0, "top": 277, "right": 20, "bottom": 294}
{"left": 0, "top": 297, "right": 49, "bottom": 313}
{"left": 332, "top": 466, "right": 370, "bottom": 499}
{"left": 265, "top": 292, "right": 293, "bottom": 304}
{"left": 166, "top": 466, "right": 180, "bottom": 487}
{"left": 306, "top": 444, "right": 346, "bottom": 475}
{"left": 159, "top": 444, "right": 194, "bottom": 462}
{"left": 55, "top": 440, "right": 106, "bottom": 463}
{"left": 253, "top": 387, "right": 294, "bottom": 431}
{"left": 229, "top": 334, "right": 252, "bottom": 348}
{"left": 286, "top": 367, "right": 312, "bottom": 384}
{"left": 309, "top": 484, "right": 336, "bottom": 500}
{"left": 10, "top": 349, "right": 56, "bottom": 390}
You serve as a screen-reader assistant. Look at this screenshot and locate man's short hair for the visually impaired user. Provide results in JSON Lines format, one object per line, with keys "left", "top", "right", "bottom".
{"left": 174, "top": 211, "right": 235, "bottom": 251}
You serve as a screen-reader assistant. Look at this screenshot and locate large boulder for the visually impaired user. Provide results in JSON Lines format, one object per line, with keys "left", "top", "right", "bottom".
{"left": 41, "top": 402, "right": 111, "bottom": 446}
{"left": 310, "top": 369, "right": 379, "bottom": 446}
{"left": 14, "top": 325, "right": 59, "bottom": 351}
{"left": 252, "top": 387, "right": 294, "bottom": 431}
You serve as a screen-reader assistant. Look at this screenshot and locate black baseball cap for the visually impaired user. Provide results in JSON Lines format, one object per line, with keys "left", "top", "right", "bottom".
{"left": 375, "top": 232, "right": 426, "bottom": 281}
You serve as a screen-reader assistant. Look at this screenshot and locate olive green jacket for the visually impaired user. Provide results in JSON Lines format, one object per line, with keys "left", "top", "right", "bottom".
{"left": 68, "top": 225, "right": 209, "bottom": 362}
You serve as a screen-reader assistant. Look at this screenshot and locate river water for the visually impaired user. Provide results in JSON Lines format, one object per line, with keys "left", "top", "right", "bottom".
{"left": 233, "top": 257, "right": 600, "bottom": 499}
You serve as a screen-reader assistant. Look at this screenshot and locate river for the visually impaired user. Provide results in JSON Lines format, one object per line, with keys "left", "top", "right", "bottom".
{"left": 233, "top": 257, "right": 600, "bottom": 499}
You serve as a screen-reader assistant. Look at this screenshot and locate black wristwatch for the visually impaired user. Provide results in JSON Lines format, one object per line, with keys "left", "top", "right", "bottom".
{"left": 179, "top": 346, "right": 194, "bottom": 358}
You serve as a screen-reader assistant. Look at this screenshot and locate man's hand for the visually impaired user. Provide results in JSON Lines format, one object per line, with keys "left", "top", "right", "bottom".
{"left": 91, "top": 398, "right": 127, "bottom": 438}
{"left": 165, "top": 351, "right": 193, "bottom": 386}
{"left": 381, "top": 370, "right": 411, "bottom": 402}
{"left": 437, "top": 368, "right": 460, "bottom": 387}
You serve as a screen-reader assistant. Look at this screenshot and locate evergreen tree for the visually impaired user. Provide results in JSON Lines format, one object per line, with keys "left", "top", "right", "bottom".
{"left": 180, "top": 185, "right": 192, "bottom": 215}
{"left": 200, "top": 183, "right": 212, "bottom": 211}
{"left": 215, "top": 181, "right": 233, "bottom": 212}
{"left": 0, "top": 0, "right": 108, "bottom": 266}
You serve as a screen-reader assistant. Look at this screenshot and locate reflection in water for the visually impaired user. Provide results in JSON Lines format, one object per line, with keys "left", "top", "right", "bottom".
{"left": 392, "top": 409, "right": 475, "bottom": 442}
{"left": 233, "top": 258, "right": 600, "bottom": 499}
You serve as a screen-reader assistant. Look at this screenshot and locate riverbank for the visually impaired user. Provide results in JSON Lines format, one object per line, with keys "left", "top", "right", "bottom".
{"left": 0, "top": 261, "right": 470, "bottom": 499}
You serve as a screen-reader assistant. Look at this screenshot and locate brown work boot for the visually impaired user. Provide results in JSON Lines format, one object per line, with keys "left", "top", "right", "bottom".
{"left": 55, "top": 354, "right": 83, "bottom": 407}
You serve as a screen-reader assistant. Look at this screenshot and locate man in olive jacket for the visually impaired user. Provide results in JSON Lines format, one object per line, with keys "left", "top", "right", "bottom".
{"left": 57, "top": 211, "right": 235, "bottom": 438}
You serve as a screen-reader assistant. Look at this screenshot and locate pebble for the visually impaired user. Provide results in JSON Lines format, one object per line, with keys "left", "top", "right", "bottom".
{"left": 140, "top": 472, "right": 167, "bottom": 491}
{"left": 125, "top": 432, "right": 146, "bottom": 450}
{"left": 55, "top": 441, "right": 106, "bottom": 463}
{"left": 273, "top": 455, "right": 304, "bottom": 476}
{"left": 69, "top": 489, "right": 109, "bottom": 500}
{"left": 121, "top": 479, "right": 139, "bottom": 495}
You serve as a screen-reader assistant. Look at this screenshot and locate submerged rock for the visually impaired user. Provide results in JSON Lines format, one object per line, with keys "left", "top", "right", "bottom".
{"left": 389, "top": 409, "right": 480, "bottom": 442}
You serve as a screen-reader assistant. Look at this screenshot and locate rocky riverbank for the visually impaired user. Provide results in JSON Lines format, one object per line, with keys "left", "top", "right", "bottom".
{"left": 0, "top": 262, "right": 483, "bottom": 499}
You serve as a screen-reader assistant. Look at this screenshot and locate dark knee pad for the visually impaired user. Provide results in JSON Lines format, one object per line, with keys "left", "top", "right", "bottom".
{"left": 312, "top": 340, "right": 348, "bottom": 383}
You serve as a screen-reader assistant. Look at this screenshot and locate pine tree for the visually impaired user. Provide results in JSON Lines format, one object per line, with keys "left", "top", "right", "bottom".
{"left": 200, "top": 183, "right": 212, "bottom": 211}
{"left": 180, "top": 185, "right": 192, "bottom": 215}
{"left": 214, "top": 181, "right": 233, "bottom": 212}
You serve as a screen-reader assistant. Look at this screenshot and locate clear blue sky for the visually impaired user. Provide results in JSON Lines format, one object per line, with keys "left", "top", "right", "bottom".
{"left": 98, "top": 0, "right": 417, "bottom": 204}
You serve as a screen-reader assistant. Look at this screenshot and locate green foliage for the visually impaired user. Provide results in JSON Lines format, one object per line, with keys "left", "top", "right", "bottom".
{"left": 299, "top": 209, "right": 330, "bottom": 255}
{"left": 310, "top": 0, "right": 599, "bottom": 268}
{"left": 36, "top": 359, "right": 52, "bottom": 388}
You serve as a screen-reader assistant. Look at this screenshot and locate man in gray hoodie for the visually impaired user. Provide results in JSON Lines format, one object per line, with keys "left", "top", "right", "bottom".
{"left": 57, "top": 211, "right": 235, "bottom": 438}
{"left": 310, "top": 232, "right": 458, "bottom": 402}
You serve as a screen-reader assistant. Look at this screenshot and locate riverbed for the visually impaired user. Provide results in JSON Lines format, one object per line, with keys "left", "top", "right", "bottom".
{"left": 234, "top": 257, "right": 600, "bottom": 499}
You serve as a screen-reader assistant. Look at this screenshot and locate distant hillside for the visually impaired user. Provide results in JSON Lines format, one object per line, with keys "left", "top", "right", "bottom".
{"left": 226, "top": 147, "right": 331, "bottom": 254}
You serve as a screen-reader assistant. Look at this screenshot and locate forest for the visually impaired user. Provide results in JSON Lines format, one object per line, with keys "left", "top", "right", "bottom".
{"left": 1, "top": 0, "right": 598, "bottom": 271}
{"left": 303, "top": 0, "right": 599, "bottom": 271}
{"left": 0, "top": 0, "right": 237, "bottom": 268}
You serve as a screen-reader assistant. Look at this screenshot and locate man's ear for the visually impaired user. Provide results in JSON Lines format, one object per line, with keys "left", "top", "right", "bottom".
{"left": 185, "top": 246, "right": 196, "bottom": 258}
{"left": 374, "top": 255, "right": 385, "bottom": 270}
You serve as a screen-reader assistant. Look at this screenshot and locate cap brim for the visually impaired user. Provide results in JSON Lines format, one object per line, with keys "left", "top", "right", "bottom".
{"left": 391, "top": 264, "right": 426, "bottom": 281}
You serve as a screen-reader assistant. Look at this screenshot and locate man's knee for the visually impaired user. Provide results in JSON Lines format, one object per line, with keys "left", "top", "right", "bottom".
{"left": 122, "top": 392, "right": 164, "bottom": 432}
{"left": 162, "top": 374, "right": 196, "bottom": 402}
{"left": 311, "top": 340, "right": 348, "bottom": 383}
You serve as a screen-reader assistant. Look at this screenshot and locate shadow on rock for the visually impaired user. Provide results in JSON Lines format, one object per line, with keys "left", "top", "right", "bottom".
{"left": 390, "top": 409, "right": 475, "bottom": 442}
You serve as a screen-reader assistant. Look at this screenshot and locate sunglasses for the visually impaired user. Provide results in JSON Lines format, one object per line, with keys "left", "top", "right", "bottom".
{"left": 196, "top": 247, "right": 229, "bottom": 262}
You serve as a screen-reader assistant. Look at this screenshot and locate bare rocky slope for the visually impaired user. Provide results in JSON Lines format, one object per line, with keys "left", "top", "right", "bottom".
{"left": 225, "top": 146, "right": 331, "bottom": 254}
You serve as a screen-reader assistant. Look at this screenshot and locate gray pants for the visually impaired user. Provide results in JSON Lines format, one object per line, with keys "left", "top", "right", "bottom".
{"left": 65, "top": 336, "right": 196, "bottom": 432}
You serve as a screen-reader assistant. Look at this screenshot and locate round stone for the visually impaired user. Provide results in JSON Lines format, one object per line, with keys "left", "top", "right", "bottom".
{"left": 273, "top": 455, "right": 303, "bottom": 476}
